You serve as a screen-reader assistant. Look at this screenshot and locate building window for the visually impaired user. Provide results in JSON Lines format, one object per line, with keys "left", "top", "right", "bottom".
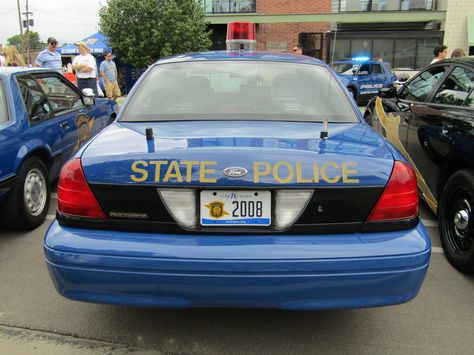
{"left": 335, "top": 0, "right": 435, "bottom": 12}
{"left": 299, "top": 33, "right": 323, "bottom": 59}
{"left": 203, "top": 0, "right": 256, "bottom": 14}
{"left": 416, "top": 38, "right": 440, "bottom": 69}
{"left": 329, "top": 39, "right": 351, "bottom": 62}
{"left": 394, "top": 39, "right": 416, "bottom": 69}
{"left": 373, "top": 39, "right": 393, "bottom": 62}
{"left": 351, "top": 39, "right": 373, "bottom": 57}
{"left": 327, "top": 32, "right": 442, "bottom": 70}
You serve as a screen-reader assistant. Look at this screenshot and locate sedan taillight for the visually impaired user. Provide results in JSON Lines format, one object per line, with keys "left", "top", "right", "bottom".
{"left": 58, "top": 158, "right": 106, "bottom": 219}
{"left": 367, "top": 161, "right": 418, "bottom": 222}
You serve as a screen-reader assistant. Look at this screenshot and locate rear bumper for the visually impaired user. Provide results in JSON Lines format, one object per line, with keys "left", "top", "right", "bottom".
{"left": 44, "top": 221, "right": 431, "bottom": 310}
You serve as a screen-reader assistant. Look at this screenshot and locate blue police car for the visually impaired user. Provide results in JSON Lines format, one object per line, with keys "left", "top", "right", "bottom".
{"left": 0, "top": 67, "right": 118, "bottom": 230}
{"left": 332, "top": 57, "right": 397, "bottom": 103}
{"left": 44, "top": 23, "right": 430, "bottom": 310}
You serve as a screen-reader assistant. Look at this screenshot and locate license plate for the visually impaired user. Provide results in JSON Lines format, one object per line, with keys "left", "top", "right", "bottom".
{"left": 200, "top": 190, "right": 271, "bottom": 226}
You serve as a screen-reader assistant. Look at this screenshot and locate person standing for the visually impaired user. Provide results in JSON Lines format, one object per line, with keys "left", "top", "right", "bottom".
{"left": 72, "top": 42, "right": 98, "bottom": 96}
{"left": 99, "top": 51, "right": 121, "bottom": 100}
{"left": 0, "top": 50, "right": 5, "bottom": 66}
{"left": 451, "top": 48, "right": 466, "bottom": 58}
{"left": 430, "top": 45, "right": 448, "bottom": 64}
{"left": 34, "top": 37, "right": 62, "bottom": 71}
{"left": 292, "top": 44, "right": 303, "bottom": 55}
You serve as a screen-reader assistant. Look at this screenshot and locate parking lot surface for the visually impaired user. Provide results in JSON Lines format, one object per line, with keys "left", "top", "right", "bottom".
{"left": 1, "top": 186, "right": 473, "bottom": 354}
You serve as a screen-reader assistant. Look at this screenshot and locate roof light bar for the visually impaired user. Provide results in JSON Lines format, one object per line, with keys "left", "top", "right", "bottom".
{"left": 351, "top": 56, "right": 370, "bottom": 62}
{"left": 226, "top": 21, "right": 256, "bottom": 52}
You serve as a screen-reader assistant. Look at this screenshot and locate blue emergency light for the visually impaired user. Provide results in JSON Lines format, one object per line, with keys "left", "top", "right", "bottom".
{"left": 351, "top": 56, "right": 370, "bottom": 62}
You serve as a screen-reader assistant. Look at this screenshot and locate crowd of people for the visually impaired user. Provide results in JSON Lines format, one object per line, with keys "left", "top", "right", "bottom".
{"left": 0, "top": 36, "right": 120, "bottom": 100}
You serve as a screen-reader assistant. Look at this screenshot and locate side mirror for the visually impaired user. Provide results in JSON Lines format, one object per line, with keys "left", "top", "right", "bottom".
{"left": 83, "top": 97, "right": 95, "bottom": 106}
{"left": 379, "top": 86, "right": 397, "bottom": 98}
{"left": 352, "top": 68, "right": 357, "bottom": 75}
{"left": 82, "top": 88, "right": 95, "bottom": 97}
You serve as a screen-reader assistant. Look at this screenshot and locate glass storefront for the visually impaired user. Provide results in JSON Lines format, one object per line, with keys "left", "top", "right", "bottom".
{"left": 327, "top": 31, "right": 442, "bottom": 70}
{"left": 335, "top": 0, "right": 435, "bottom": 12}
{"left": 202, "top": 0, "right": 256, "bottom": 13}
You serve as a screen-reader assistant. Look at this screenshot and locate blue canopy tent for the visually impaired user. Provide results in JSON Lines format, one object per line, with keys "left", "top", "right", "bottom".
{"left": 58, "top": 32, "right": 112, "bottom": 55}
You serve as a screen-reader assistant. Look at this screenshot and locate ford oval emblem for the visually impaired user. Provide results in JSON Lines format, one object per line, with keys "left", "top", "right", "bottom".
{"left": 223, "top": 167, "right": 248, "bottom": 178}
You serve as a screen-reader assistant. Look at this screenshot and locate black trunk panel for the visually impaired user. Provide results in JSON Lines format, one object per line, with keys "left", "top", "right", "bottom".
{"left": 85, "top": 184, "right": 384, "bottom": 234}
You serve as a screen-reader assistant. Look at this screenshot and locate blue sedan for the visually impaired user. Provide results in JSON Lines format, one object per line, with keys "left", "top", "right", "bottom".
{"left": 44, "top": 52, "right": 430, "bottom": 310}
{"left": 0, "top": 67, "right": 119, "bottom": 229}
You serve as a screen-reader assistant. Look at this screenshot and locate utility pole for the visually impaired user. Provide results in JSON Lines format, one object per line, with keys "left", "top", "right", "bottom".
{"left": 16, "top": 0, "right": 25, "bottom": 58}
{"left": 22, "top": 0, "right": 33, "bottom": 65}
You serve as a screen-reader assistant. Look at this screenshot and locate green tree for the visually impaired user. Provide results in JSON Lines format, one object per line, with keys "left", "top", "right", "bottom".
{"left": 99, "top": 0, "right": 212, "bottom": 68}
{"left": 7, "top": 32, "right": 45, "bottom": 51}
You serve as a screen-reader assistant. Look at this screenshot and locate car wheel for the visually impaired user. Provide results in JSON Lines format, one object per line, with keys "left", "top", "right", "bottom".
{"left": 439, "top": 169, "right": 474, "bottom": 272}
{"left": 0, "top": 157, "right": 50, "bottom": 230}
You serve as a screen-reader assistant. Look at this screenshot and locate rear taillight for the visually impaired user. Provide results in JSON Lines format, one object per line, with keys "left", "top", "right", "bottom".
{"left": 58, "top": 158, "right": 106, "bottom": 219}
{"left": 367, "top": 161, "right": 418, "bottom": 221}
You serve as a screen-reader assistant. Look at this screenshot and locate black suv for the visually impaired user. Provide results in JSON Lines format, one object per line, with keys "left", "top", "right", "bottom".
{"left": 364, "top": 57, "right": 474, "bottom": 272}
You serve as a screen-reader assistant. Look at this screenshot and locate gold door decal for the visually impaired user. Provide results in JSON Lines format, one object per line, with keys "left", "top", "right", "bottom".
{"left": 375, "top": 98, "right": 437, "bottom": 213}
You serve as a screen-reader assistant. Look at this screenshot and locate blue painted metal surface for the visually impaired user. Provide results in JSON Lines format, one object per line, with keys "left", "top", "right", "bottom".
{"left": 44, "top": 220, "right": 431, "bottom": 309}
{"left": 81, "top": 121, "right": 394, "bottom": 187}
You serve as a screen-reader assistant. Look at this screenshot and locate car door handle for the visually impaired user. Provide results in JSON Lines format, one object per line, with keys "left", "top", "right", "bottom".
{"left": 60, "top": 121, "right": 69, "bottom": 129}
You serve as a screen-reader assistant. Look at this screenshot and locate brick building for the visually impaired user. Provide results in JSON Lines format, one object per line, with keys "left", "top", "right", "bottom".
{"left": 204, "top": 0, "right": 474, "bottom": 70}
{"left": 205, "top": 0, "right": 332, "bottom": 59}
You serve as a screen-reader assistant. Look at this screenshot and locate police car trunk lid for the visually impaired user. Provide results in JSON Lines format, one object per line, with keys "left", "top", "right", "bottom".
{"left": 79, "top": 121, "right": 395, "bottom": 233}
{"left": 81, "top": 121, "right": 393, "bottom": 187}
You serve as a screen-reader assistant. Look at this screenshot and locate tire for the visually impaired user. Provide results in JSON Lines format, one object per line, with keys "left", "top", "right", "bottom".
{"left": 0, "top": 157, "right": 50, "bottom": 230}
{"left": 439, "top": 169, "right": 474, "bottom": 272}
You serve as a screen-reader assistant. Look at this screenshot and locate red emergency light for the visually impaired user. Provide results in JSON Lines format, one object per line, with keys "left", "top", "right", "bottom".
{"left": 226, "top": 22, "right": 256, "bottom": 52}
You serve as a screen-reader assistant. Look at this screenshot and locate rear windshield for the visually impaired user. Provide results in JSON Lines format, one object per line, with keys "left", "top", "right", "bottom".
{"left": 121, "top": 61, "right": 358, "bottom": 123}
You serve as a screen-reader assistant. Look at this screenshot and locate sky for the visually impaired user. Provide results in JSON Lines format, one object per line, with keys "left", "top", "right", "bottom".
{"left": 0, "top": 0, "right": 104, "bottom": 46}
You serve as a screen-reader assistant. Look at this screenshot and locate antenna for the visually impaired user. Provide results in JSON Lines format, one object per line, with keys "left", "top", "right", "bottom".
{"left": 321, "top": 21, "right": 338, "bottom": 140}
{"left": 330, "top": 22, "right": 338, "bottom": 66}
{"left": 320, "top": 119, "right": 328, "bottom": 139}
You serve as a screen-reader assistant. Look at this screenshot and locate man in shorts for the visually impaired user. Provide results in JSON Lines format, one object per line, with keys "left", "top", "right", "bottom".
{"left": 99, "top": 51, "right": 121, "bottom": 100}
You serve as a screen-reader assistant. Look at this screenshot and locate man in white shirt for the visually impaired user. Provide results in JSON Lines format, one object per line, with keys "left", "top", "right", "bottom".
{"left": 430, "top": 45, "right": 448, "bottom": 64}
{"left": 72, "top": 42, "right": 98, "bottom": 95}
{"left": 0, "top": 52, "right": 5, "bottom": 66}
